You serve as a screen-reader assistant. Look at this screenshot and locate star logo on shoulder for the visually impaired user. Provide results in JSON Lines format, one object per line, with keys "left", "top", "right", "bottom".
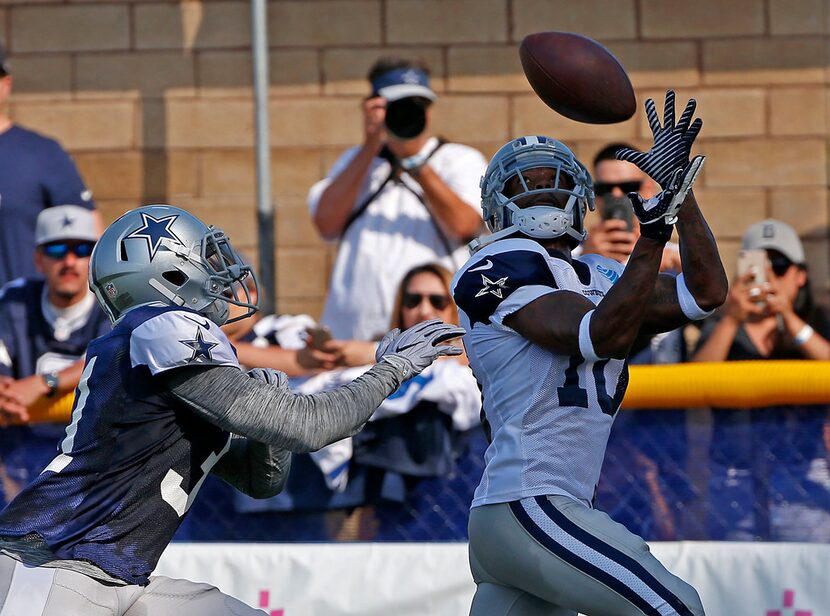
{"left": 126, "top": 213, "right": 182, "bottom": 260}
{"left": 475, "top": 274, "right": 509, "bottom": 299}
{"left": 179, "top": 328, "right": 218, "bottom": 362}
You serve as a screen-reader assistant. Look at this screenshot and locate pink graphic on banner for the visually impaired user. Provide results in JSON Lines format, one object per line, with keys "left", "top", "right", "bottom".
{"left": 258, "top": 589, "right": 285, "bottom": 616}
{"left": 766, "top": 589, "right": 811, "bottom": 616}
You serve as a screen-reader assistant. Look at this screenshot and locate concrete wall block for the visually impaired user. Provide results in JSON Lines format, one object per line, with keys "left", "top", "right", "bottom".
{"left": 144, "top": 150, "right": 200, "bottom": 201}
{"left": 431, "top": 95, "right": 510, "bottom": 144}
{"left": 703, "top": 38, "right": 825, "bottom": 86}
{"left": 271, "top": 149, "right": 326, "bottom": 199}
{"left": 165, "top": 98, "right": 255, "bottom": 148}
{"left": 769, "top": 87, "right": 826, "bottom": 136}
{"left": 6, "top": 55, "right": 72, "bottom": 98}
{"left": 704, "top": 139, "right": 826, "bottom": 187}
{"left": 387, "top": 0, "right": 507, "bottom": 44}
{"left": 512, "top": 95, "right": 638, "bottom": 142}
{"left": 12, "top": 100, "right": 134, "bottom": 150}
{"left": 201, "top": 149, "right": 255, "bottom": 197}
{"left": 607, "top": 41, "right": 700, "bottom": 89}
{"left": 448, "top": 46, "right": 528, "bottom": 93}
{"left": 637, "top": 88, "right": 766, "bottom": 139}
{"left": 641, "top": 0, "right": 764, "bottom": 38}
{"left": 135, "top": 2, "right": 250, "bottom": 50}
{"left": 769, "top": 0, "right": 824, "bottom": 35}
{"left": 12, "top": 5, "right": 129, "bottom": 53}
{"left": 322, "top": 48, "right": 445, "bottom": 96}
{"left": 276, "top": 200, "right": 328, "bottom": 248}
{"left": 269, "top": 98, "right": 362, "bottom": 147}
{"left": 769, "top": 187, "right": 829, "bottom": 236}
{"left": 196, "top": 49, "right": 320, "bottom": 97}
{"left": 276, "top": 247, "right": 330, "bottom": 298}
{"left": 269, "top": 1, "right": 382, "bottom": 47}
{"left": 75, "top": 52, "right": 196, "bottom": 99}
{"left": 74, "top": 151, "right": 143, "bottom": 201}
{"left": 513, "top": 0, "right": 636, "bottom": 41}
{"left": 693, "top": 188, "right": 767, "bottom": 240}
{"left": 275, "top": 297, "right": 325, "bottom": 321}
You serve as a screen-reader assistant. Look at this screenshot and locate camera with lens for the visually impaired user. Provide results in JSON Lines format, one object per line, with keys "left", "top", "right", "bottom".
{"left": 384, "top": 96, "right": 431, "bottom": 140}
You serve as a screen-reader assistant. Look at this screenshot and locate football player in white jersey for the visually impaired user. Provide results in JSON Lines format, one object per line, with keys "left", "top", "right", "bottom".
{"left": 452, "top": 91, "right": 727, "bottom": 616}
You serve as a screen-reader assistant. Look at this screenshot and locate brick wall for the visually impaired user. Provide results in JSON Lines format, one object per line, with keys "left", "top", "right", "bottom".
{"left": 3, "top": 0, "right": 829, "bottom": 315}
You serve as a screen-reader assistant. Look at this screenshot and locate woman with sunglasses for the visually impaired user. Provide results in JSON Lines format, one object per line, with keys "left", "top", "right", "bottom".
{"left": 692, "top": 219, "right": 830, "bottom": 542}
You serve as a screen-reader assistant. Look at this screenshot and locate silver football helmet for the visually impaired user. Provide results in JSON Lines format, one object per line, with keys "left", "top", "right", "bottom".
{"left": 473, "top": 136, "right": 594, "bottom": 251}
{"left": 89, "top": 204, "right": 258, "bottom": 326}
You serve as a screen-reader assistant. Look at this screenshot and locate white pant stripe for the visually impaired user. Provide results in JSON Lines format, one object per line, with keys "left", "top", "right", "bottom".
{"left": 521, "top": 498, "right": 676, "bottom": 616}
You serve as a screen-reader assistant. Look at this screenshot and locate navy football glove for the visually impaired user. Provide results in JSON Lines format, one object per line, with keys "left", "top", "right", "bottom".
{"left": 616, "top": 90, "right": 703, "bottom": 189}
{"left": 376, "top": 319, "right": 465, "bottom": 380}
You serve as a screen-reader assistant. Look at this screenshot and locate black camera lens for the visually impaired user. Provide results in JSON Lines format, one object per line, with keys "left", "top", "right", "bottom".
{"left": 384, "top": 97, "right": 429, "bottom": 140}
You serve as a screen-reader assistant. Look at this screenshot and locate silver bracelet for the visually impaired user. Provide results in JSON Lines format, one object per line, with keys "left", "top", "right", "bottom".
{"left": 793, "top": 324, "right": 814, "bottom": 346}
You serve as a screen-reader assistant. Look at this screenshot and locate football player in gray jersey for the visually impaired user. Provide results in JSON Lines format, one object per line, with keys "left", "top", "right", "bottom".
{"left": 452, "top": 92, "right": 727, "bottom": 615}
{"left": 0, "top": 204, "right": 464, "bottom": 616}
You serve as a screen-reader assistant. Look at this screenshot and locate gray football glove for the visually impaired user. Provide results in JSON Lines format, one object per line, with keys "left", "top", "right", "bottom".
{"left": 616, "top": 90, "right": 702, "bottom": 189}
{"left": 375, "top": 319, "right": 466, "bottom": 380}
{"left": 246, "top": 367, "right": 289, "bottom": 388}
{"left": 627, "top": 155, "right": 705, "bottom": 242}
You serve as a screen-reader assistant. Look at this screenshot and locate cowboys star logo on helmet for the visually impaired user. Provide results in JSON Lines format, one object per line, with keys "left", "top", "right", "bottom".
{"left": 125, "top": 212, "right": 183, "bottom": 260}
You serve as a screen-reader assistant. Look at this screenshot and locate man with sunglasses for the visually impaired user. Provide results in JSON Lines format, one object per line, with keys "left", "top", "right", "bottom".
{"left": 0, "top": 205, "right": 110, "bottom": 504}
{"left": 583, "top": 143, "right": 682, "bottom": 273}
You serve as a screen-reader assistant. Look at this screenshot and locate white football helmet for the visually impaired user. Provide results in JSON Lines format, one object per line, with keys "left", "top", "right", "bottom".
{"left": 473, "top": 136, "right": 595, "bottom": 251}
{"left": 89, "top": 204, "right": 258, "bottom": 325}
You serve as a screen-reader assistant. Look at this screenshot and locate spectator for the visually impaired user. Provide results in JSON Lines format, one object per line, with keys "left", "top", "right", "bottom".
{"left": 308, "top": 56, "right": 487, "bottom": 341}
{"left": 692, "top": 219, "right": 830, "bottom": 540}
{"left": 582, "top": 143, "right": 681, "bottom": 272}
{"left": 0, "top": 206, "right": 109, "bottom": 504}
{"left": 588, "top": 144, "right": 694, "bottom": 540}
{"left": 229, "top": 264, "right": 483, "bottom": 542}
{"left": 0, "top": 42, "right": 100, "bottom": 286}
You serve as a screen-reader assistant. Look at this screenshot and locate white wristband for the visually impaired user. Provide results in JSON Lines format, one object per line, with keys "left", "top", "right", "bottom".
{"left": 578, "top": 310, "right": 603, "bottom": 362}
{"left": 675, "top": 273, "right": 714, "bottom": 321}
{"left": 793, "top": 324, "right": 814, "bottom": 346}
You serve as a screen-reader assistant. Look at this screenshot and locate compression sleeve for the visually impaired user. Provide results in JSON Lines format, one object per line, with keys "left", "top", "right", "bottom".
{"left": 211, "top": 435, "right": 292, "bottom": 499}
{"left": 164, "top": 362, "right": 404, "bottom": 452}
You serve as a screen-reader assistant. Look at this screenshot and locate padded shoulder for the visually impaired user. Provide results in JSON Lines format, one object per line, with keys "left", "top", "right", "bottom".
{"left": 129, "top": 309, "right": 239, "bottom": 375}
{"left": 452, "top": 239, "right": 558, "bottom": 326}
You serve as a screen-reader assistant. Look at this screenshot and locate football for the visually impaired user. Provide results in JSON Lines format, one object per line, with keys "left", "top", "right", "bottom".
{"left": 519, "top": 31, "right": 636, "bottom": 124}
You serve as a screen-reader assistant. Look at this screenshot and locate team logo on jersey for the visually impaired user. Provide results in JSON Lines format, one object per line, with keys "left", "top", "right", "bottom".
{"left": 475, "top": 274, "right": 509, "bottom": 299}
{"left": 596, "top": 264, "right": 619, "bottom": 283}
{"left": 179, "top": 327, "right": 218, "bottom": 362}
{"left": 125, "top": 213, "right": 183, "bottom": 260}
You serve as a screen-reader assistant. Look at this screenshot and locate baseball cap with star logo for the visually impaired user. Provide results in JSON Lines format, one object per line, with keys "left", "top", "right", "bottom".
{"left": 35, "top": 205, "right": 98, "bottom": 246}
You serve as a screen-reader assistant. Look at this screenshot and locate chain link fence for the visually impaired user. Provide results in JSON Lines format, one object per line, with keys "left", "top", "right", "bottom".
{"left": 174, "top": 404, "right": 830, "bottom": 543}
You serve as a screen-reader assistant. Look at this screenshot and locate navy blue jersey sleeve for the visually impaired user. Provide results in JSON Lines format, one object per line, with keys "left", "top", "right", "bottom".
{"left": 130, "top": 310, "right": 239, "bottom": 375}
{"left": 42, "top": 139, "right": 95, "bottom": 210}
{"left": 453, "top": 248, "right": 558, "bottom": 327}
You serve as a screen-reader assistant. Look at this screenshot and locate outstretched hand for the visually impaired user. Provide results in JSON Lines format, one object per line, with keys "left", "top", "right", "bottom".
{"left": 616, "top": 90, "right": 703, "bottom": 188}
{"left": 376, "top": 319, "right": 466, "bottom": 380}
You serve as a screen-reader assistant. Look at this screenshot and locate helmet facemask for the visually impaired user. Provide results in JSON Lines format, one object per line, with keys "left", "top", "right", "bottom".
{"left": 476, "top": 137, "right": 595, "bottom": 251}
{"left": 200, "top": 228, "right": 258, "bottom": 325}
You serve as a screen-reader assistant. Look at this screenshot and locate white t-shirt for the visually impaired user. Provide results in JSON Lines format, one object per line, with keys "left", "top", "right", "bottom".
{"left": 451, "top": 238, "right": 629, "bottom": 508}
{"left": 308, "top": 137, "right": 487, "bottom": 340}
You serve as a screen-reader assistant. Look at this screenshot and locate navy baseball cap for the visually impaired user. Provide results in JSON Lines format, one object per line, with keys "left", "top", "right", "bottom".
{"left": 371, "top": 67, "right": 436, "bottom": 102}
{"left": 0, "top": 42, "right": 8, "bottom": 76}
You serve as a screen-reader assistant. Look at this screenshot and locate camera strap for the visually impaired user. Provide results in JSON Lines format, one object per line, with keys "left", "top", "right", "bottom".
{"left": 340, "top": 138, "right": 447, "bottom": 240}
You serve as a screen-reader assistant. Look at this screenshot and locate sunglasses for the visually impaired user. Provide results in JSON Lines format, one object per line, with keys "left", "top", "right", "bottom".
{"left": 593, "top": 180, "right": 643, "bottom": 197}
{"left": 41, "top": 242, "right": 95, "bottom": 260}
{"left": 767, "top": 254, "right": 794, "bottom": 277}
{"left": 402, "top": 292, "right": 451, "bottom": 311}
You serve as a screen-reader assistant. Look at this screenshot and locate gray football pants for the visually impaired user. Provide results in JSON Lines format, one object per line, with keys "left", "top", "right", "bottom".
{"left": 0, "top": 554, "right": 266, "bottom": 616}
{"left": 468, "top": 495, "right": 705, "bottom": 616}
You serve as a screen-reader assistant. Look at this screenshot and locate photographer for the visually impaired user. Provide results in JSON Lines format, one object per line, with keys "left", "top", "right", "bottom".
{"left": 308, "top": 57, "right": 486, "bottom": 341}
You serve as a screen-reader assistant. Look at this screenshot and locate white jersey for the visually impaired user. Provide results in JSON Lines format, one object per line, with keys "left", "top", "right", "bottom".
{"left": 451, "top": 238, "right": 628, "bottom": 508}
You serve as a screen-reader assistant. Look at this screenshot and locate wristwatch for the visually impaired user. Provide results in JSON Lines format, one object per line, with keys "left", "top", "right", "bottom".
{"left": 400, "top": 151, "right": 430, "bottom": 176}
{"left": 42, "top": 372, "right": 60, "bottom": 398}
